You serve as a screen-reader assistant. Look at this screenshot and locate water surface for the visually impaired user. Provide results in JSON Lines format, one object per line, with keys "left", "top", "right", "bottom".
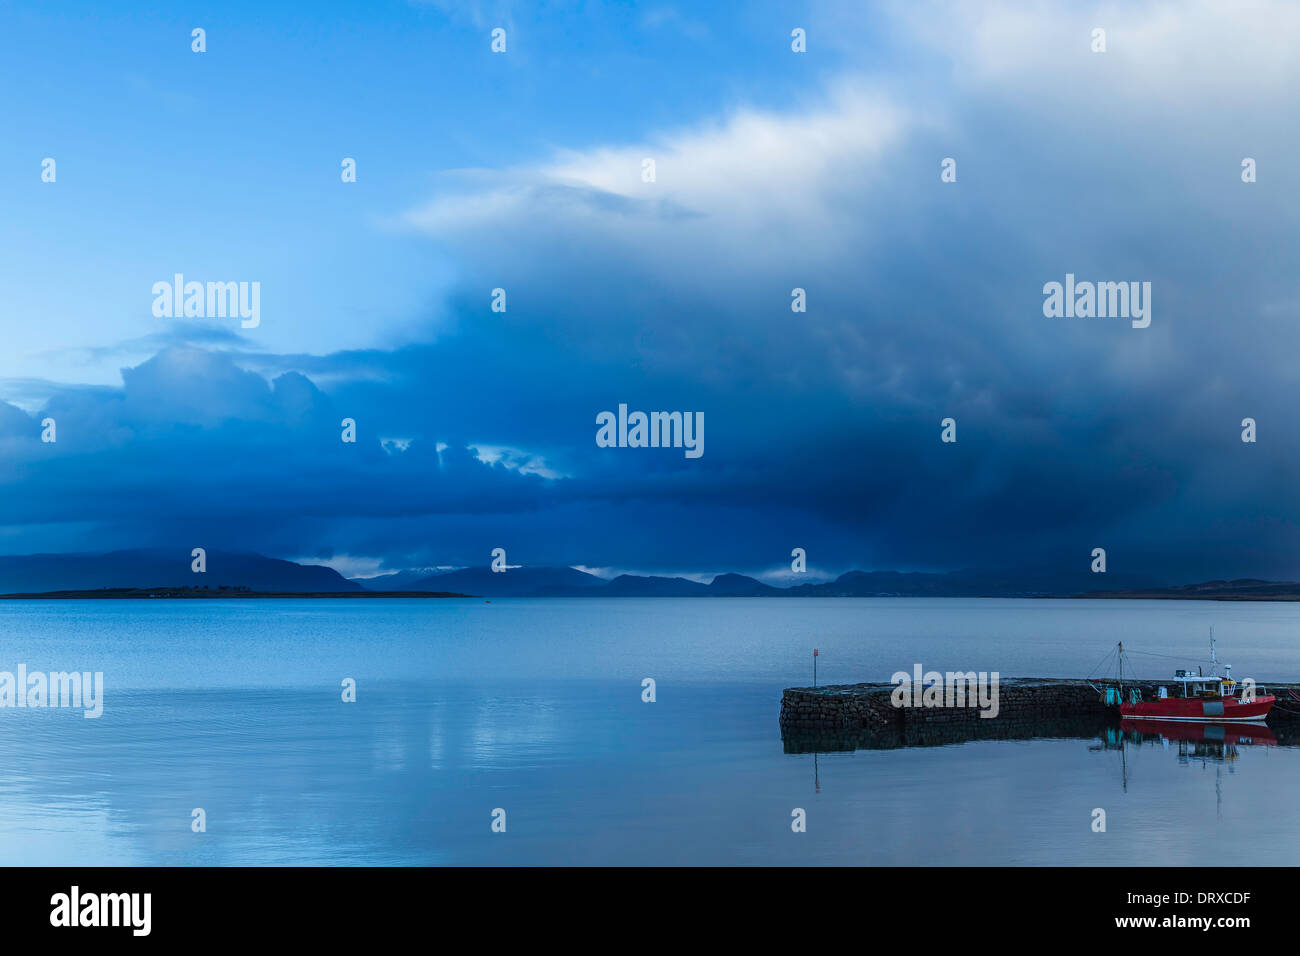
{"left": 1, "top": 598, "right": 1296, "bottom": 865}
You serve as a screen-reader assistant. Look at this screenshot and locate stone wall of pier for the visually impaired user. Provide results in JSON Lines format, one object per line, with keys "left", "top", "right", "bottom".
{"left": 780, "top": 679, "right": 1116, "bottom": 732}
{"left": 780, "top": 679, "right": 1138, "bottom": 753}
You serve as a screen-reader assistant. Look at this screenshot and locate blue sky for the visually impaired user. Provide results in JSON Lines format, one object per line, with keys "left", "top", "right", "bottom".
{"left": 0, "top": 0, "right": 1298, "bottom": 583}
{"left": 0, "top": 0, "right": 826, "bottom": 385}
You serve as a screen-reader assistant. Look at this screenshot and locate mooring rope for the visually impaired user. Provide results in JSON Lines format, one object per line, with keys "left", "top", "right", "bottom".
{"left": 1085, "top": 646, "right": 1119, "bottom": 680}
{"left": 1120, "top": 649, "right": 1217, "bottom": 664}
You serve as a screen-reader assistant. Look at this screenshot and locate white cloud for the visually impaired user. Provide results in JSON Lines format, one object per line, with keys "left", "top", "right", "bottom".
{"left": 472, "top": 443, "right": 567, "bottom": 479}
{"left": 403, "top": 79, "right": 910, "bottom": 274}
{"left": 881, "top": 0, "right": 1300, "bottom": 100}
{"left": 295, "top": 554, "right": 386, "bottom": 578}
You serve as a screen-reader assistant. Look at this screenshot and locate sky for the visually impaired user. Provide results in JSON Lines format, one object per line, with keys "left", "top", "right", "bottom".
{"left": 0, "top": 0, "right": 1297, "bottom": 583}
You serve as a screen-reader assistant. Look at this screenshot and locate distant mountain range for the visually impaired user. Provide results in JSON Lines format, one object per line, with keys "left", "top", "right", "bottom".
{"left": 385, "top": 565, "right": 608, "bottom": 597}
{"left": 0, "top": 550, "right": 1290, "bottom": 600}
{"left": 0, "top": 549, "right": 361, "bottom": 594}
{"left": 356, "top": 568, "right": 452, "bottom": 590}
{"left": 352, "top": 565, "right": 1168, "bottom": 598}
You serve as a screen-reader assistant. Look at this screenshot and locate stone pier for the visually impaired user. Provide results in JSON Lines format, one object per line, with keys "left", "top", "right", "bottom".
{"left": 779, "top": 677, "right": 1300, "bottom": 753}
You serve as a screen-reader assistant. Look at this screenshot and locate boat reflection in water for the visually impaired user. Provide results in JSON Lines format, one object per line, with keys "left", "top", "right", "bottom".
{"left": 1093, "top": 718, "right": 1282, "bottom": 803}
{"left": 1116, "top": 718, "right": 1276, "bottom": 758}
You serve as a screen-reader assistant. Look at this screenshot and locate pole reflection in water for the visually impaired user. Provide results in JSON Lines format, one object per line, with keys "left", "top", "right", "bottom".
{"left": 1097, "top": 719, "right": 1281, "bottom": 810}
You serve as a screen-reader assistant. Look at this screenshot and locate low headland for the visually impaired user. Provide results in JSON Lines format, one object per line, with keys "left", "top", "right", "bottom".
{"left": 0, "top": 587, "right": 469, "bottom": 600}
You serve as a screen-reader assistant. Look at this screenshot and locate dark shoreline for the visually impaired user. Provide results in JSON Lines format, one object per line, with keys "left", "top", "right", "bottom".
{"left": 0, "top": 587, "right": 472, "bottom": 600}
{"left": 1070, "top": 594, "right": 1300, "bottom": 602}
{"left": 5, "top": 590, "right": 1300, "bottom": 601}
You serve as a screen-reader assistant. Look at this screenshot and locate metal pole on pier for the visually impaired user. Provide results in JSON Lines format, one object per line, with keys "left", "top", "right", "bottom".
{"left": 813, "top": 648, "right": 818, "bottom": 688}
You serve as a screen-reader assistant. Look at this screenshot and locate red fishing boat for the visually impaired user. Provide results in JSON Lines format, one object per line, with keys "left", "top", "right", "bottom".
{"left": 1102, "top": 630, "right": 1273, "bottom": 723}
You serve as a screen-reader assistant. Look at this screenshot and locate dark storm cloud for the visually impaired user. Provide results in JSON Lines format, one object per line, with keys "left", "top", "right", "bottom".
{"left": 4, "top": 3, "right": 1300, "bottom": 580}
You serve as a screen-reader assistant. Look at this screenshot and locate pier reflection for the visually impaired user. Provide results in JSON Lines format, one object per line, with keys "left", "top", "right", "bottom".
{"left": 781, "top": 711, "right": 1300, "bottom": 811}
{"left": 782, "top": 714, "right": 1111, "bottom": 753}
{"left": 782, "top": 711, "right": 1300, "bottom": 755}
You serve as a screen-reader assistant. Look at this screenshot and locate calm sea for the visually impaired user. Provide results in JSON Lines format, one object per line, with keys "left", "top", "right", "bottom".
{"left": 0, "top": 597, "right": 1297, "bottom": 865}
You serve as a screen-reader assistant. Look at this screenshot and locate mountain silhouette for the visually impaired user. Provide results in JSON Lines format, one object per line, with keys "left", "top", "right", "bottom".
{"left": 0, "top": 549, "right": 361, "bottom": 594}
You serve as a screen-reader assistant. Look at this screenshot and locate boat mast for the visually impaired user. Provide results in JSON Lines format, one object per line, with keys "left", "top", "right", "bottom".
{"left": 1118, "top": 641, "right": 1124, "bottom": 692}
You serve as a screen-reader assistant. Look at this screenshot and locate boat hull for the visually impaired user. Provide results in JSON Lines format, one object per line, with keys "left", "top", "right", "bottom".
{"left": 1119, "top": 694, "right": 1273, "bottom": 722}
